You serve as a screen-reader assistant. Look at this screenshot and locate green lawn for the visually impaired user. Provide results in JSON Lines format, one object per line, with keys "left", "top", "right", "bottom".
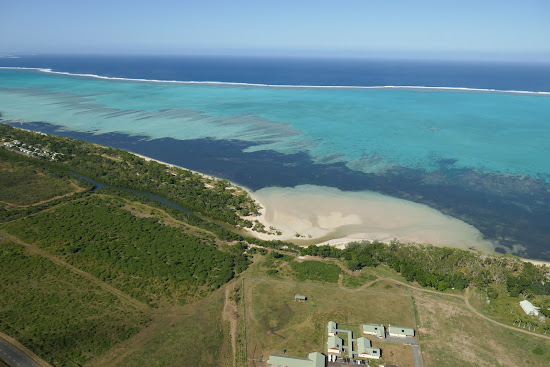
{"left": 243, "top": 278, "right": 415, "bottom": 366}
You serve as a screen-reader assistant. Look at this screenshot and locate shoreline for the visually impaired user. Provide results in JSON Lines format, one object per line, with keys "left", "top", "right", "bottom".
{"left": 119, "top": 151, "right": 550, "bottom": 267}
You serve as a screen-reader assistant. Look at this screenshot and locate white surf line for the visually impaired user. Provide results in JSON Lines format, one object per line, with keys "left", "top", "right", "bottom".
{"left": 1, "top": 67, "right": 550, "bottom": 96}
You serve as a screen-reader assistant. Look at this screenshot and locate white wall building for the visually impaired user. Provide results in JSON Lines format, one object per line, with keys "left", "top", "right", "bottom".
{"left": 519, "top": 300, "right": 540, "bottom": 316}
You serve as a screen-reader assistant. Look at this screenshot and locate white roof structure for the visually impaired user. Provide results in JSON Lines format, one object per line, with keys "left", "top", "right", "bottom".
{"left": 327, "top": 321, "right": 337, "bottom": 336}
{"left": 519, "top": 300, "right": 540, "bottom": 316}
{"left": 388, "top": 326, "right": 415, "bottom": 338}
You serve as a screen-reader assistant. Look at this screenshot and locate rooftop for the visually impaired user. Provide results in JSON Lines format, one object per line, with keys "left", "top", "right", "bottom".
{"left": 268, "top": 352, "right": 325, "bottom": 367}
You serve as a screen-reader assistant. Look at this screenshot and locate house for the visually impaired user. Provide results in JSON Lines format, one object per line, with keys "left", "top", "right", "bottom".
{"left": 520, "top": 300, "right": 540, "bottom": 316}
{"left": 295, "top": 294, "right": 307, "bottom": 302}
{"left": 356, "top": 337, "right": 381, "bottom": 359}
{"left": 327, "top": 335, "right": 344, "bottom": 355}
{"left": 362, "top": 323, "right": 385, "bottom": 339}
{"left": 327, "top": 321, "right": 337, "bottom": 336}
{"left": 268, "top": 352, "right": 326, "bottom": 367}
{"left": 388, "top": 326, "right": 415, "bottom": 338}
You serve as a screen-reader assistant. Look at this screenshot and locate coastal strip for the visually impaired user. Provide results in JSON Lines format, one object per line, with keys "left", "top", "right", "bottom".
{"left": 128, "top": 151, "right": 499, "bottom": 256}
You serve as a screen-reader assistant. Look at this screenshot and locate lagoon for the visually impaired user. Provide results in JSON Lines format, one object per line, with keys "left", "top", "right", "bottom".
{"left": 1, "top": 67, "right": 550, "bottom": 260}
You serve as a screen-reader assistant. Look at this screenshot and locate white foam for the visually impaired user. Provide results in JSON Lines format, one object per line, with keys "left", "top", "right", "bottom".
{"left": 1, "top": 66, "right": 549, "bottom": 96}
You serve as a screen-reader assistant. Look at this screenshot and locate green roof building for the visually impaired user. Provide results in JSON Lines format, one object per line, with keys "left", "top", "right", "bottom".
{"left": 268, "top": 352, "right": 326, "bottom": 367}
{"left": 388, "top": 326, "right": 415, "bottom": 338}
{"left": 362, "top": 323, "right": 385, "bottom": 339}
{"left": 356, "top": 337, "right": 381, "bottom": 359}
{"left": 327, "top": 335, "right": 344, "bottom": 354}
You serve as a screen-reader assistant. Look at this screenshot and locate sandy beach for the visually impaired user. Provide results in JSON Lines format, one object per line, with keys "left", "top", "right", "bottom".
{"left": 248, "top": 185, "right": 496, "bottom": 253}
{"left": 129, "top": 152, "right": 550, "bottom": 266}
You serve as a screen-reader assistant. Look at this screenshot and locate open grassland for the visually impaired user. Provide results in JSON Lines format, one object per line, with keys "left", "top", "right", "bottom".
{"left": 2, "top": 194, "right": 247, "bottom": 306}
{"left": 0, "top": 240, "right": 148, "bottom": 367}
{"left": 88, "top": 287, "right": 232, "bottom": 367}
{"left": 0, "top": 159, "right": 77, "bottom": 206}
{"left": 242, "top": 277, "right": 416, "bottom": 366}
{"left": 413, "top": 289, "right": 550, "bottom": 367}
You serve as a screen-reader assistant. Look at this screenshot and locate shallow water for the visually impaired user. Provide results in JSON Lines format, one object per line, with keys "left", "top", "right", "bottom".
{"left": 1, "top": 68, "right": 550, "bottom": 260}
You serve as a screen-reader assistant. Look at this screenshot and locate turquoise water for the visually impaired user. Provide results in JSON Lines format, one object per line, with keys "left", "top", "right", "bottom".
{"left": 1, "top": 68, "right": 549, "bottom": 179}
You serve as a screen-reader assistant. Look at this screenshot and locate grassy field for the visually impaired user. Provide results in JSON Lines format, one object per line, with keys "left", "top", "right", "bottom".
{"left": 413, "top": 289, "right": 550, "bottom": 367}
{"left": 0, "top": 160, "right": 77, "bottom": 206}
{"left": 242, "top": 277, "right": 416, "bottom": 366}
{"left": 88, "top": 286, "right": 233, "bottom": 367}
{"left": 0, "top": 240, "right": 148, "bottom": 366}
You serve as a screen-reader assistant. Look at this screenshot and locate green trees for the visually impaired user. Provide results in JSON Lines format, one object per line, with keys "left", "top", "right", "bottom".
{"left": 0, "top": 241, "right": 148, "bottom": 366}
{"left": 301, "top": 240, "right": 549, "bottom": 293}
{"left": 289, "top": 260, "right": 341, "bottom": 283}
{"left": 4, "top": 195, "right": 248, "bottom": 305}
{"left": 0, "top": 124, "right": 258, "bottom": 226}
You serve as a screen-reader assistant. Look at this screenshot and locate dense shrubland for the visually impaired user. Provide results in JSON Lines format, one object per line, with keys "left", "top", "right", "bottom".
{"left": 3, "top": 195, "right": 248, "bottom": 305}
{"left": 302, "top": 241, "right": 550, "bottom": 295}
{"left": 0, "top": 124, "right": 258, "bottom": 226}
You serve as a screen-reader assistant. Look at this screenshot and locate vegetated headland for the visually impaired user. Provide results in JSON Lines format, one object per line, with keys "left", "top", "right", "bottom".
{"left": 1, "top": 124, "right": 549, "bottom": 367}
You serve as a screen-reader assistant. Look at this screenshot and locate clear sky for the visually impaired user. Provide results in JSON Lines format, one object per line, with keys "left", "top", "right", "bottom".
{"left": 2, "top": 0, "right": 550, "bottom": 61}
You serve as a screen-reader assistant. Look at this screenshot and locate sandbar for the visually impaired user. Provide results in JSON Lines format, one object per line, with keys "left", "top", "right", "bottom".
{"left": 248, "top": 185, "right": 496, "bottom": 253}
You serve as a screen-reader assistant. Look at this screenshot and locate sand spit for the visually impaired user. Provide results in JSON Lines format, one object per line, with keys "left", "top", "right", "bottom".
{"left": 248, "top": 185, "right": 496, "bottom": 253}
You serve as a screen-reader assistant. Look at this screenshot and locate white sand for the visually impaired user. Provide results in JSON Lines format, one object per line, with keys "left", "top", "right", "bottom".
{"left": 248, "top": 185, "right": 495, "bottom": 253}
{"left": 126, "top": 152, "right": 548, "bottom": 263}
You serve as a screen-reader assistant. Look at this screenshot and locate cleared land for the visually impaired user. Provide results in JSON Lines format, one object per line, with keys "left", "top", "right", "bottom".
{"left": 242, "top": 277, "right": 416, "bottom": 367}
{"left": 87, "top": 287, "right": 233, "bottom": 367}
{"left": 409, "top": 286, "right": 550, "bottom": 367}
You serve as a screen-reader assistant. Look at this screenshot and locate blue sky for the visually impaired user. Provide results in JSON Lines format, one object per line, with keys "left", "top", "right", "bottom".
{"left": 2, "top": 0, "right": 550, "bottom": 61}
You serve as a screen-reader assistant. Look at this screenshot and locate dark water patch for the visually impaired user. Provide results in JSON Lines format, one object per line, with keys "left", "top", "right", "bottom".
{"left": 68, "top": 172, "right": 195, "bottom": 215}
{"left": 5, "top": 120, "right": 550, "bottom": 261}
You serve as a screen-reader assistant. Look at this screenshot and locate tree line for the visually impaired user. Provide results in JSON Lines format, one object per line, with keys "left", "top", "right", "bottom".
{"left": 302, "top": 241, "right": 549, "bottom": 294}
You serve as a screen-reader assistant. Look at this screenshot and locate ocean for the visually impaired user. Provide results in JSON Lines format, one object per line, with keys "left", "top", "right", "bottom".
{"left": 1, "top": 55, "right": 550, "bottom": 259}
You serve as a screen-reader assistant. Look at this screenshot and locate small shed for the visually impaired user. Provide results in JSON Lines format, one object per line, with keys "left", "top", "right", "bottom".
{"left": 388, "top": 326, "right": 415, "bottom": 338}
{"left": 295, "top": 294, "right": 307, "bottom": 302}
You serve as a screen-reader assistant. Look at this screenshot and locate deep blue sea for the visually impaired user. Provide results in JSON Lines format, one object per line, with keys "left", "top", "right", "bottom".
{"left": 2, "top": 54, "right": 550, "bottom": 91}
{"left": 1, "top": 55, "right": 550, "bottom": 259}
